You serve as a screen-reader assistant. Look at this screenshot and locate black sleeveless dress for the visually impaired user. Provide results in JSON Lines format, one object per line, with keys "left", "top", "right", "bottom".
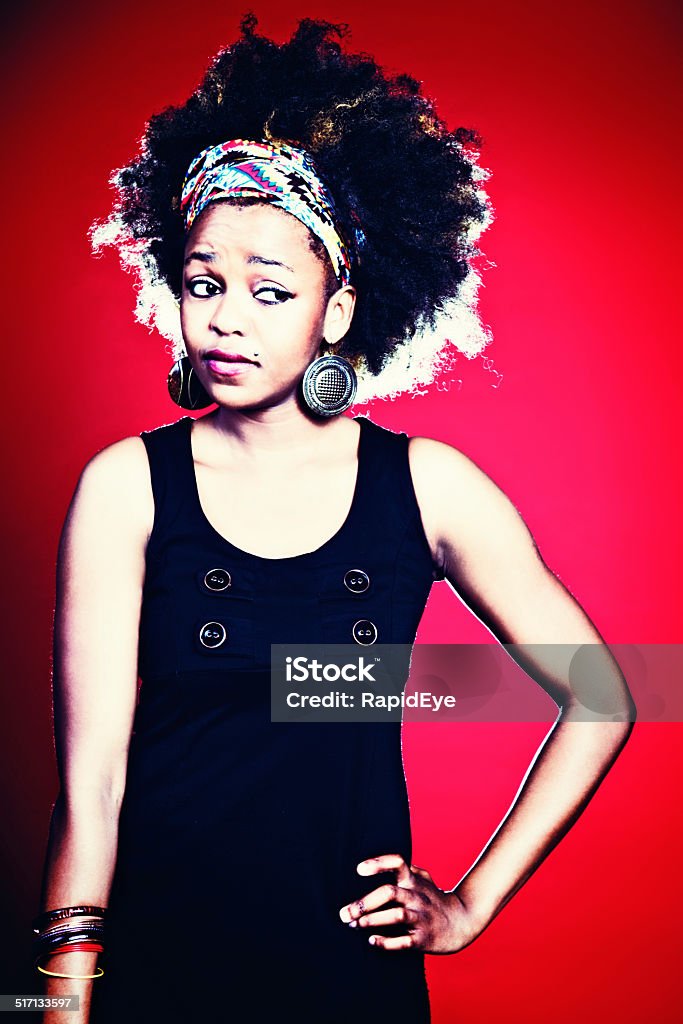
{"left": 90, "top": 413, "right": 439, "bottom": 1024}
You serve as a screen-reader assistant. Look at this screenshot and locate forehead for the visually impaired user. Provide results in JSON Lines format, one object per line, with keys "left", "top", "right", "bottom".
{"left": 184, "top": 200, "right": 318, "bottom": 265}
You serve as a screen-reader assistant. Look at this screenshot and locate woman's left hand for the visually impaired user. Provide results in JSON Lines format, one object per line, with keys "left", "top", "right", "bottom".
{"left": 339, "top": 854, "right": 484, "bottom": 954}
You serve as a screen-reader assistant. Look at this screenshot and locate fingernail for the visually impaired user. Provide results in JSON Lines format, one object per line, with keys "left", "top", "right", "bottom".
{"left": 348, "top": 920, "right": 357, "bottom": 928}
{"left": 339, "top": 907, "right": 352, "bottom": 923}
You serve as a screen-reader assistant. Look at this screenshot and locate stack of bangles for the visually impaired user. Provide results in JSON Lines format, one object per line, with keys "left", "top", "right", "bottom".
{"left": 32, "top": 906, "right": 107, "bottom": 979}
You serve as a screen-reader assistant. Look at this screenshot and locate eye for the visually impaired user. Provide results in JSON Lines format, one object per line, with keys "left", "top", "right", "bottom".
{"left": 186, "top": 277, "right": 221, "bottom": 299}
{"left": 254, "top": 286, "right": 294, "bottom": 305}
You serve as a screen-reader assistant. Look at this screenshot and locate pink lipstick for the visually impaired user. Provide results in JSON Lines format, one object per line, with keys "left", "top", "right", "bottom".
{"left": 203, "top": 349, "right": 259, "bottom": 378}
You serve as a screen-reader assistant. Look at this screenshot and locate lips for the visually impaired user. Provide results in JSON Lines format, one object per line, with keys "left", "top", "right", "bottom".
{"left": 203, "top": 349, "right": 258, "bottom": 365}
{"left": 203, "top": 348, "right": 259, "bottom": 380}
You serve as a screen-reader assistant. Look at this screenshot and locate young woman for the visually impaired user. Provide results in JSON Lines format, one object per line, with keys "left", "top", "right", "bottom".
{"left": 35, "top": 15, "right": 635, "bottom": 1024}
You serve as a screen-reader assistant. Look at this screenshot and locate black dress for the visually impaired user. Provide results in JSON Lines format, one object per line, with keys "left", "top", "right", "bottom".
{"left": 89, "top": 414, "right": 440, "bottom": 1023}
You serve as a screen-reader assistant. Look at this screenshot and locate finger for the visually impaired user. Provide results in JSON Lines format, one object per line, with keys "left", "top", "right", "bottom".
{"left": 340, "top": 882, "right": 407, "bottom": 923}
{"left": 357, "top": 854, "right": 412, "bottom": 885}
{"left": 410, "top": 863, "right": 432, "bottom": 881}
{"left": 369, "top": 932, "right": 416, "bottom": 951}
{"left": 355, "top": 906, "right": 418, "bottom": 929}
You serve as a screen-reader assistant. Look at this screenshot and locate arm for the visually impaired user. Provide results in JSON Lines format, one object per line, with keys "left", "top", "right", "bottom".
{"left": 339, "top": 438, "right": 635, "bottom": 952}
{"left": 38, "top": 437, "right": 153, "bottom": 1021}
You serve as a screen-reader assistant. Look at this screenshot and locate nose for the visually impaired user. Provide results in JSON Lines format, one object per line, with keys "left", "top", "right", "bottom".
{"left": 209, "top": 286, "right": 250, "bottom": 337}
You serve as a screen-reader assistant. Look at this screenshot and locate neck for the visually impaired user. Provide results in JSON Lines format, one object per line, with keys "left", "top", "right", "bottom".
{"left": 205, "top": 403, "right": 349, "bottom": 461}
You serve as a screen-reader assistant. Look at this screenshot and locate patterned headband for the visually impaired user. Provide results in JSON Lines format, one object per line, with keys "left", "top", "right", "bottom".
{"left": 180, "top": 139, "right": 359, "bottom": 288}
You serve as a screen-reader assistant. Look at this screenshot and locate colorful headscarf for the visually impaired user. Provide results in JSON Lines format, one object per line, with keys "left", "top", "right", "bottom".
{"left": 180, "top": 139, "right": 358, "bottom": 287}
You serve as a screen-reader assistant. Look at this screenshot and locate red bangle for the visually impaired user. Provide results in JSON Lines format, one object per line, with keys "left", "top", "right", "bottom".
{"left": 41, "top": 942, "right": 104, "bottom": 957}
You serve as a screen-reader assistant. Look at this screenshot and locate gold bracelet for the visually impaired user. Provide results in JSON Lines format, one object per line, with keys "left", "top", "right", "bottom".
{"left": 35, "top": 957, "right": 104, "bottom": 980}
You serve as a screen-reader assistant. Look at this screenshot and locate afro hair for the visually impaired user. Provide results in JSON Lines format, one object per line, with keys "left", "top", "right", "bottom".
{"left": 91, "top": 13, "right": 495, "bottom": 403}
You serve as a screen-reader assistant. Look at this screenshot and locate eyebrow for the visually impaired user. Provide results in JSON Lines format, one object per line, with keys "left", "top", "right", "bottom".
{"left": 183, "top": 250, "right": 294, "bottom": 273}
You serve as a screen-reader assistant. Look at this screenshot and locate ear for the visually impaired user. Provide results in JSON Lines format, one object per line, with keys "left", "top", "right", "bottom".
{"left": 322, "top": 285, "right": 356, "bottom": 345}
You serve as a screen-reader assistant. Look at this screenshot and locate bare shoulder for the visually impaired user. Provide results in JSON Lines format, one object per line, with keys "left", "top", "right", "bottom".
{"left": 407, "top": 434, "right": 537, "bottom": 574}
{"left": 405, "top": 431, "right": 618, "bottom": 654}
{"left": 80, "top": 434, "right": 150, "bottom": 483}
{"left": 67, "top": 435, "right": 154, "bottom": 546}
{"left": 407, "top": 435, "right": 500, "bottom": 504}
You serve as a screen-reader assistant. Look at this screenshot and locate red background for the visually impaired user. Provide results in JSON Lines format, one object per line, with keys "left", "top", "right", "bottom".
{"left": 1, "top": 0, "right": 681, "bottom": 1018}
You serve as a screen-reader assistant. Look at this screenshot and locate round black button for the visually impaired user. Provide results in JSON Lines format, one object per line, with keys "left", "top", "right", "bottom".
{"left": 199, "top": 622, "right": 227, "bottom": 648}
{"left": 204, "top": 568, "right": 232, "bottom": 592}
{"left": 352, "top": 619, "right": 378, "bottom": 645}
{"left": 344, "top": 569, "right": 370, "bottom": 594}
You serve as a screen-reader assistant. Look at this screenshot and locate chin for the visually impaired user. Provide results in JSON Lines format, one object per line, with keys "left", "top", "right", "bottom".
{"left": 211, "top": 389, "right": 285, "bottom": 414}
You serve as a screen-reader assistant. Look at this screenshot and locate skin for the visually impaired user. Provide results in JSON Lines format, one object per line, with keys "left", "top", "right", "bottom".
{"left": 40, "top": 200, "right": 635, "bottom": 1023}
{"left": 179, "top": 201, "right": 364, "bottom": 558}
{"left": 180, "top": 203, "right": 355, "bottom": 402}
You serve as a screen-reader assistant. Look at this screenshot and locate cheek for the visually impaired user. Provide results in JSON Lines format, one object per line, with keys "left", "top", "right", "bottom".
{"left": 179, "top": 301, "right": 202, "bottom": 341}
{"left": 277, "top": 297, "right": 326, "bottom": 338}
{"left": 276, "top": 317, "right": 324, "bottom": 362}
{"left": 264, "top": 324, "right": 322, "bottom": 377}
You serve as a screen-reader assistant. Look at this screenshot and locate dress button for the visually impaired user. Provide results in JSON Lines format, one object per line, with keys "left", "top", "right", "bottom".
{"left": 204, "top": 568, "right": 232, "bottom": 592}
{"left": 352, "top": 619, "right": 378, "bottom": 645}
{"left": 199, "top": 622, "right": 227, "bottom": 648}
{"left": 344, "top": 569, "right": 370, "bottom": 594}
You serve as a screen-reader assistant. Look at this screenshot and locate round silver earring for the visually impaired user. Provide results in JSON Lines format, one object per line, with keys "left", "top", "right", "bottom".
{"left": 301, "top": 351, "right": 357, "bottom": 418}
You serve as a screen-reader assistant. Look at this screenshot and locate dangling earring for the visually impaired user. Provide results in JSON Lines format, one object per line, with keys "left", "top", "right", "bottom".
{"left": 167, "top": 356, "right": 213, "bottom": 410}
{"left": 301, "top": 347, "right": 357, "bottom": 418}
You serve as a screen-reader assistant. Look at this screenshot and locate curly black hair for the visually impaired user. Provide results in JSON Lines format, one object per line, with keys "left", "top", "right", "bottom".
{"left": 92, "top": 13, "right": 493, "bottom": 400}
